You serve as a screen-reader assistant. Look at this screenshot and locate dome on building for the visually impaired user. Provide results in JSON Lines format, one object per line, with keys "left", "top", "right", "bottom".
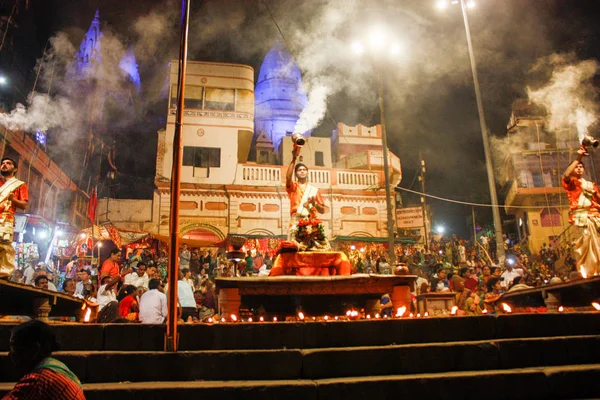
{"left": 254, "top": 41, "right": 308, "bottom": 155}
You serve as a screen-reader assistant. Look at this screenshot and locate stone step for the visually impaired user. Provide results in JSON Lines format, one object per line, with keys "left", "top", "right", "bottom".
{"left": 1, "top": 312, "right": 599, "bottom": 351}
{"left": 1, "top": 335, "right": 598, "bottom": 383}
{"left": 1, "top": 364, "right": 598, "bottom": 400}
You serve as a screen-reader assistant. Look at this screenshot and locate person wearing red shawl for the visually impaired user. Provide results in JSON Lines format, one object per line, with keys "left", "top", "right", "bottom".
{"left": 0, "top": 157, "right": 28, "bottom": 279}
{"left": 4, "top": 320, "right": 85, "bottom": 400}
{"left": 118, "top": 285, "right": 139, "bottom": 321}
{"left": 562, "top": 145, "right": 600, "bottom": 277}
{"left": 286, "top": 145, "right": 330, "bottom": 251}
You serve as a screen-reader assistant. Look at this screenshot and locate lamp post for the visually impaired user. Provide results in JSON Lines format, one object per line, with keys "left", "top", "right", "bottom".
{"left": 437, "top": 0, "right": 505, "bottom": 263}
{"left": 352, "top": 33, "right": 400, "bottom": 265}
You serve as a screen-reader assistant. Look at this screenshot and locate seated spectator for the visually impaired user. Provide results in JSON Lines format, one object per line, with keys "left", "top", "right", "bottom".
{"left": 10, "top": 269, "right": 24, "bottom": 284}
{"left": 34, "top": 275, "right": 49, "bottom": 291}
{"left": 507, "top": 276, "right": 533, "bottom": 292}
{"left": 483, "top": 277, "right": 503, "bottom": 313}
{"left": 452, "top": 275, "right": 481, "bottom": 315}
{"left": 74, "top": 270, "right": 93, "bottom": 298}
{"left": 431, "top": 267, "right": 450, "bottom": 292}
{"left": 123, "top": 262, "right": 149, "bottom": 289}
{"left": 117, "top": 285, "right": 139, "bottom": 322}
{"left": 178, "top": 272, "right": 197, "bottom": 322}
{"left": 199, "top": 279, "right": 216, "bottom": 311}
{"left": 459, "top": 267, "right": 478, "bottom": 292}
{"left": 96, "top": 275, "right": 121, "bottom": 323}
{"left": 62, "top": 278, "right": 76, "bottom": 296}
{"left": 45, "top": 274, "right": 58, "bottom": 292}
{"left": 380, "top": 293, "right": 393, "bottom": 317}
{"left": 4, "top": 320, "right": 85, "bottom": 399}
{"left": 139, "top": 278, "right": 168, "bottom": 324}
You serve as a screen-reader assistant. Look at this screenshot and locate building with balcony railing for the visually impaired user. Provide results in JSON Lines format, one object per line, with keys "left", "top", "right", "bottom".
{"left": 501, "top": 99, "right": 600, "bottom": 253}
{"left": 105, "top": 44, "right": 403, "bottom": 246}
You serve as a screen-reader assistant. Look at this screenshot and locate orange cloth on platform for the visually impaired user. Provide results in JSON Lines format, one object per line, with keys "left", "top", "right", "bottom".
{"left": 269, "top": 251, "right": 352, "bottom": 276}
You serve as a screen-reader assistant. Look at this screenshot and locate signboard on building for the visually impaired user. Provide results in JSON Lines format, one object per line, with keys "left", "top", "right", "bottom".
{"left": 396, "top": 206, "right": 424, "bottom": 228}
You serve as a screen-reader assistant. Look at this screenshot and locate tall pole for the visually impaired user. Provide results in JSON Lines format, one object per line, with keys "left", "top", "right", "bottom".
{"left": 472, "top": 206, "right": 477, "bottom": 245}
{"left": 460, "top": 0, "right": 505, "bottom": 263}
{"left": 377, "top": 68, "right": 396, "bottom": 265}
{"left": 165, "top": 0, "right": 191, "bottom": 352}
{"left": 419, "top": 152, "right": 428, "bottom": 250}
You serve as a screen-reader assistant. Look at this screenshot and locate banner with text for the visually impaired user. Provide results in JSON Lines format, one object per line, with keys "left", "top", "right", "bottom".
{"left": 396, "top": 206, "right": 424, "bottom": 229}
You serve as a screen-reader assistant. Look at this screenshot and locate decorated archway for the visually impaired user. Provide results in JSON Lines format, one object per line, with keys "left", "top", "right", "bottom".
{"left": 180, "top": 223, "right": 226, "bottom": 246}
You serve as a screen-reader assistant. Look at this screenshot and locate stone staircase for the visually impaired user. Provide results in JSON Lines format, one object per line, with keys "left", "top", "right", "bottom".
{"left": 1, "top": 312, "right": 600, "bottom": 399}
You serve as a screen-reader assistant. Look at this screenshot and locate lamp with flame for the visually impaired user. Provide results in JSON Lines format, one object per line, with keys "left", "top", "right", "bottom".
{"left": 450, "top": 306, "right": 458, "bottom": 315}
{"left": 502, "top": 303, "right": 512, "bottom": 313}
{"left": 230, "top": 314, "right": 238, "bottom": 322}
{"left": 395, "top": 306, "right": 407, "bottom": 317}
{"left": 298, "top": 312, "right": 305, "bottom": 321}
{"left": 482, "top": 309, "right": 488, "bottom": 314}
{"left": 580, "top": 266, "right": 588, "bottom": 279}
{"left": 83, "top": 308, "right": 92, "bottom": 323}
{"left": 558, "top": 306, "right": 564, "bottom": 312}
{"left": 424, "top": 312, "right": 429, "bottom": 317}
{"left": 592, "top": 302, "right": 600, "bottom": 311}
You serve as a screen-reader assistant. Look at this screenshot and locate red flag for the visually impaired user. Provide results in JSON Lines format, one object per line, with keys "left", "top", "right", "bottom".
{"left": 87, "top": 187, "right": 98, "bottom": 223}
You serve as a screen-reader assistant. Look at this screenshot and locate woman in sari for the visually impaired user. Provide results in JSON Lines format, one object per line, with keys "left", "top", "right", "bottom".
{"left": 118, "top": 284, "right": 139, "bottom": 322}
{"left": 452, "top": 275, "right": 481, "bottom": 315}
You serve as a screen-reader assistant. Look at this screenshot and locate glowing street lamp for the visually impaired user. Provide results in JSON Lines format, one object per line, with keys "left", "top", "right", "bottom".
{"left": 436, "top": 0, "right": 505, "bottom": 263}
{"left": 351, "top": 28, "right": 403, "bottom": 264}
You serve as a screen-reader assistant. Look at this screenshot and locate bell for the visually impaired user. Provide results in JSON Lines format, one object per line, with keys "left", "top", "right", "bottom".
{"left": 582, "top": 134, "right": 599, "bottom": 148}
{"left": 292, "top": 132, "right": 305, "bottom": 146}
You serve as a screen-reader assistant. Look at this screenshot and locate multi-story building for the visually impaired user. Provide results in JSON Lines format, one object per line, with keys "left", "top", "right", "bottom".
{"left": 501, "top": 99, "right": 598, "bottom": 254}
{"left": 103, "top": 43, "right": 403, "bottom": 246}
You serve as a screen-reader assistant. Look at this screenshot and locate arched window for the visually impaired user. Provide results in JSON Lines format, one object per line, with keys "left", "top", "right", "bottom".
{"left": 540, "top": 208, "right": 562, "bottom": 227}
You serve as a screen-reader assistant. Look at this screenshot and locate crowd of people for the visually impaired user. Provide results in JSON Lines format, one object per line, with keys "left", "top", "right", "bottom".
{"left": 339, "top": 232, "right": 582, "bottom": 315}
{"left": 3, "top": 226, "right": 584, "bottom": 322}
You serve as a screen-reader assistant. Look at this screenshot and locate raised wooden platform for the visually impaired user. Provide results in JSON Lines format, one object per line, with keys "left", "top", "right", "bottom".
{"left": 216, "top": 274, "right": 417, "bottom": 317}
{"left": 0, "top": 279, "right": 88, "bottom": 321}
{"left": 498, "top": 276, "right": 600, "bottom": 311}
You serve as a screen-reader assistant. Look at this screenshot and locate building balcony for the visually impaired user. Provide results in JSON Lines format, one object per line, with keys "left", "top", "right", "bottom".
{"left": 234, "top": 164, "right": 382, "bottom": 190}
{"left": 504, "top": 179, "right": 564, "bottom": 213}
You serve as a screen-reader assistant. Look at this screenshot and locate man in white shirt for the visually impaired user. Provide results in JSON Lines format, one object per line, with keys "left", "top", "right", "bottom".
{"left": 23, "top": 263, "right": 35, "bottom": 285}
{"left": 124, "top": 262, "right": 149, "bottom": 289}
{"left": 178, "top": 272, "right": 197, "bottom": 321}
{"left": 139, "top": 278, "right": 168, "bottom": 324}
{"left": 500, "top": 260, "right": 522, "bottom": 289}
{"left": 96, "top": 275, "right": 122, "bottom": 323}
{"left": 97, "top": 275, "right": 118, "bottom": 311}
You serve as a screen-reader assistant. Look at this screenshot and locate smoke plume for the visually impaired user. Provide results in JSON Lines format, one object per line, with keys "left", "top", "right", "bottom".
{"left": 527, "top": 56, "right": 599, "bottom": 141}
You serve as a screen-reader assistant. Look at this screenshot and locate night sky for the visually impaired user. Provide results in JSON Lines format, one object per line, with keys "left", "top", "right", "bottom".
{"left": 3, "top": 0, "right": 600, "bottom": 238}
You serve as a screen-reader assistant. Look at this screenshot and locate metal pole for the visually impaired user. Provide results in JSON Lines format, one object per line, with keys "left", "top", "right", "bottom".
{"left": 460, "top": 0, "right": 505, "bottom": 263}
{"left": 472, "top": 206, "right": 477, "bottom": 245}
{"left": 419, "top": 152, "right": 428, "bottom": 250}
{"left": 165, "top": 0, "right": 191, "bottom": 352}
{"left": 377, "top": 68, "right": 396, "bottom": 265}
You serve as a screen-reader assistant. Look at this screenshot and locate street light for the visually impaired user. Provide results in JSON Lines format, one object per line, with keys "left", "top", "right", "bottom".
{"left": 437, "top": 0, "right": 505, "bottom": 263}
{"left": 352, "top": 30, "right": 402, "bottom": 265}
